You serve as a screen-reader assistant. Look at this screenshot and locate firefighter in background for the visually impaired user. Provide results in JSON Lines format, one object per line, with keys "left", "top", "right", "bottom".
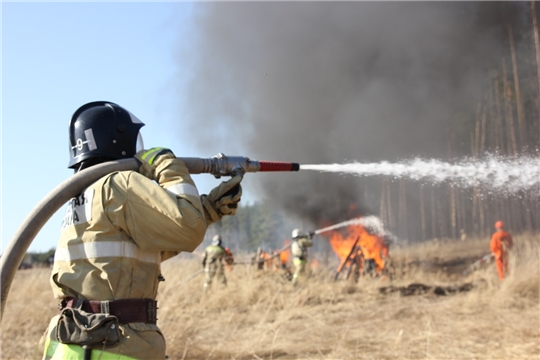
{"left": 361, "top": 248, "right": 376, "bottom": 276}
{"left": 380, "top": 235, "right": 393, "bottom": 277}
{"left": 202, "top": 235, "right": 234, "bottom": 291}
{"left": 490, "top": 220, "right": 513, "bottom": 280}
{"left": 41, "top": 101, "right": 242, "bottom": 360}
{"left": 291, "top": 229, "right": 315, "bottom": 286}
{"left": 253, "top": 247, "right": 272, "bottom": 270}
{"left": 278, "top": 249, "right": 294, "bottom": 281}
{"left": 381, "top": 236, "right": 390, "bottom": 260}
{"left": 460, "top": 228, "right": 467, "bottom": 241}
{"left": 360, "top": 231, "right": 387, "bottom": 277}
{"left": 253, "top": 247, "right": 264, "bottom": 270}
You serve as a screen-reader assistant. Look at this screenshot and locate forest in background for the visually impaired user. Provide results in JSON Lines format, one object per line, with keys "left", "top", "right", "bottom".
{"left": 379, "top": 1, "right": 540, "bottom": 241}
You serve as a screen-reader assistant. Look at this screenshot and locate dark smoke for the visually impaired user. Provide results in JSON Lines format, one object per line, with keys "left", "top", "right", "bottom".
{"left": 174, "top": 2, "right": 528, "bottom": 226}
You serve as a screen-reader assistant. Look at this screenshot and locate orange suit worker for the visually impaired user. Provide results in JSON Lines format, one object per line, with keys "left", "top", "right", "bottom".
{"left": 490, "top": 220, "right": 513, "bottom": 280}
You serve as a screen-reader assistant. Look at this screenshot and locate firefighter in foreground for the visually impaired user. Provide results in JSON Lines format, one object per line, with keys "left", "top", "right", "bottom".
{"left": 290, "top": 229, "right": 315, "bottom": 286}
{"left": 41, "top": 101, "right": 242, "bottom": 360}
{"left": 202, "top": 234, "right": 234, "bottom": 291}
{"left": 490, "top": 220, "right": 513, "bottom": 280}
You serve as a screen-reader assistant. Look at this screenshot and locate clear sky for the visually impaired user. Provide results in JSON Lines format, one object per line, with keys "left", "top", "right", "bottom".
{"left": 2, "top": 2, "right": 230, "bottom": 253}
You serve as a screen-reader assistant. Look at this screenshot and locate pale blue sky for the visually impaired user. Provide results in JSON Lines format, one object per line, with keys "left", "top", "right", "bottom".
{"left": 2, "top": 2, "right": 232, "bottom": 253}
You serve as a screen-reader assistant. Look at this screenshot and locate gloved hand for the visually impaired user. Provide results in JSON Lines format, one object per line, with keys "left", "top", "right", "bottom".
{"left": 201, "top": 175, "right": 243, "bottom": 222}
{"left": 308, "top": 231, "right": 316, "bottom": 238}
{"left": 134, "top": 147, "right": 175, "bottom": 180}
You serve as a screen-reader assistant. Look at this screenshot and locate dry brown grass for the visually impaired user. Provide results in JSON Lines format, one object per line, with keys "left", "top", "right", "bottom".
{"left": 1, "top": 234, "right": 538, "bottom": 359}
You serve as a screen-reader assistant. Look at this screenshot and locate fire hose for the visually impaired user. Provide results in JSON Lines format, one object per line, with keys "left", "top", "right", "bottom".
{"left": 0, "top": 154, "right": 299, "bottom": 320}
{"left": 235, "top": 242, "right": 293, "bottom": 266}
{"left": 462, "top": 253, "right": 494, "bottom": 276}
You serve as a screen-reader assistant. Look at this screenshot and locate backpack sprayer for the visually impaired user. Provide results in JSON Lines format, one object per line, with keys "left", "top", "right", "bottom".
{"left": 0, "top": 154, "right": 299, "bottom": 319}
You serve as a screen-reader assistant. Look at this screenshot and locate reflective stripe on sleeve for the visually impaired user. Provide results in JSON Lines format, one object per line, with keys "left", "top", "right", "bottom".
{"left": 166, "top": 183, "right": 200, "bottom": 198}
{"left": 140, "top": 147, "right": 166, "bottom": 165}
{"left": 54, "top": 241, "right": 161, "bottom": 264}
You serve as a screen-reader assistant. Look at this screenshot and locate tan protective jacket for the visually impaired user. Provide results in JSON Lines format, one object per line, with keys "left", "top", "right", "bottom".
{"left": 202, "top": 245, "right": 227, "bottom": 268}
{"left": 291, "top": 236, "right": 313, "bottom": 261}
{"left": 44, "top": 157, "right": 208, "bottom": 359}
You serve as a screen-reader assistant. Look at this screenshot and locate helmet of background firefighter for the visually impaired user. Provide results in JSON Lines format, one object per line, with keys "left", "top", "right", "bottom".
{"left": 68, "top": 101, "right": 145, "bottom": 172}
{"left": 291, "top": 228, "right": 303, "bottom": 239}
{"left": 212, "top": 234, "right": 222, "bottom": 246}
{"left": 494, "top": 221, "right": 505, "bottom": 230}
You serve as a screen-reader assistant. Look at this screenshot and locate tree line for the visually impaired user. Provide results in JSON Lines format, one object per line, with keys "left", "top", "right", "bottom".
{"left": 377, "top": 2, "right": 540, "bottom": 242}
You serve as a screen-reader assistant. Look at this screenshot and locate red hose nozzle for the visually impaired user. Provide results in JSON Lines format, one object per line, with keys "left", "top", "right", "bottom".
{"left": 259, "top": 161, "right": 300, "bottom": 172}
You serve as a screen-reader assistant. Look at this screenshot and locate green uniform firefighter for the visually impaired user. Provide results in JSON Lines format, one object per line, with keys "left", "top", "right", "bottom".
{"left": 202, "top": 235, "right": 234, "bottom": 291}
{"left": 40, "top": 101, "right": 242, "bottom": 360}
{"left": 291, "top": 229, "right": 315, "bottom": 286}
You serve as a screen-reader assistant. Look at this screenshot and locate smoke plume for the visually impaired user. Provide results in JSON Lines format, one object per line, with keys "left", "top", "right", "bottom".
{"left": 174, "top": 2, "right": 528, "bottom": 227}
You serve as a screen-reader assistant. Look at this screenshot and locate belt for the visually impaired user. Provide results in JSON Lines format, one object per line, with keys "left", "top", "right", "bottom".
{"left": 60, "top": 297, "right": 158, "bottom": 324}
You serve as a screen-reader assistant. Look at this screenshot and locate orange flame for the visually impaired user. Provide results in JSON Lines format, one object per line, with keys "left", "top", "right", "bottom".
{"left": 259, "top": 251, "right": 273, "bottom": 269}
{"left": 328, "top": 224, "right": 366, "bottom": 262}
{"left": 280, "top": 240, "right": 291, "bottom": 265}
{"left": 358, "top": 231, "right": 387, "bottom": 272}
{"left": 326, "top": 219, "right": 389, "bottom": 272}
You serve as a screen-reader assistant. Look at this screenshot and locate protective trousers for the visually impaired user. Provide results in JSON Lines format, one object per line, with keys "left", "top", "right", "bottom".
{"left": 363, "top": 259, "right": 377, "bottom": 276}
{"left": 204, "top": 262, "right": 227, "bottom": 290}
{"left": 43, "top": 340, "right": 137, "bottom": 360}
{"left": 495, "top": 253, "right": 509, "bottom": 280}
{"left": 41, "top": 315, "right": 165, "bottom": 359}
{"left": 292, "top": 258, "right": 308, "bottom": 286}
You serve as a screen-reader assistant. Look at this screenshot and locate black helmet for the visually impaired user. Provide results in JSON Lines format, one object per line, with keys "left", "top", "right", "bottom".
{"left": 68, "top": 101, "right": 145, "bottom": 171}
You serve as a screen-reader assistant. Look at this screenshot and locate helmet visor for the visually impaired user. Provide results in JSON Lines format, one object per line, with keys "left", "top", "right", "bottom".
{"left": 136, "top": 131, "right": 145, "bottom": 153}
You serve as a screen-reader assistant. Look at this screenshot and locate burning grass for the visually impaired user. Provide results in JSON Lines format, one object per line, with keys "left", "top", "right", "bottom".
{"left": 1, "top": 234, "right": 538, "bottom": 359}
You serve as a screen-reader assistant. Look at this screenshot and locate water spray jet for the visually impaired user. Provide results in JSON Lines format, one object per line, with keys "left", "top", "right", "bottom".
{"left": 300, "top": 154, "right": 540, "bottom": 195}
{"left": 313, "top": 216, "right": 397, "bottom": 244}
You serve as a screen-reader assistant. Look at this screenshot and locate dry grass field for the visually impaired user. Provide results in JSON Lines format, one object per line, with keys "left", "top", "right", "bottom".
{"left": 1, "top": 234, "right": 538, "bottom": 360}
